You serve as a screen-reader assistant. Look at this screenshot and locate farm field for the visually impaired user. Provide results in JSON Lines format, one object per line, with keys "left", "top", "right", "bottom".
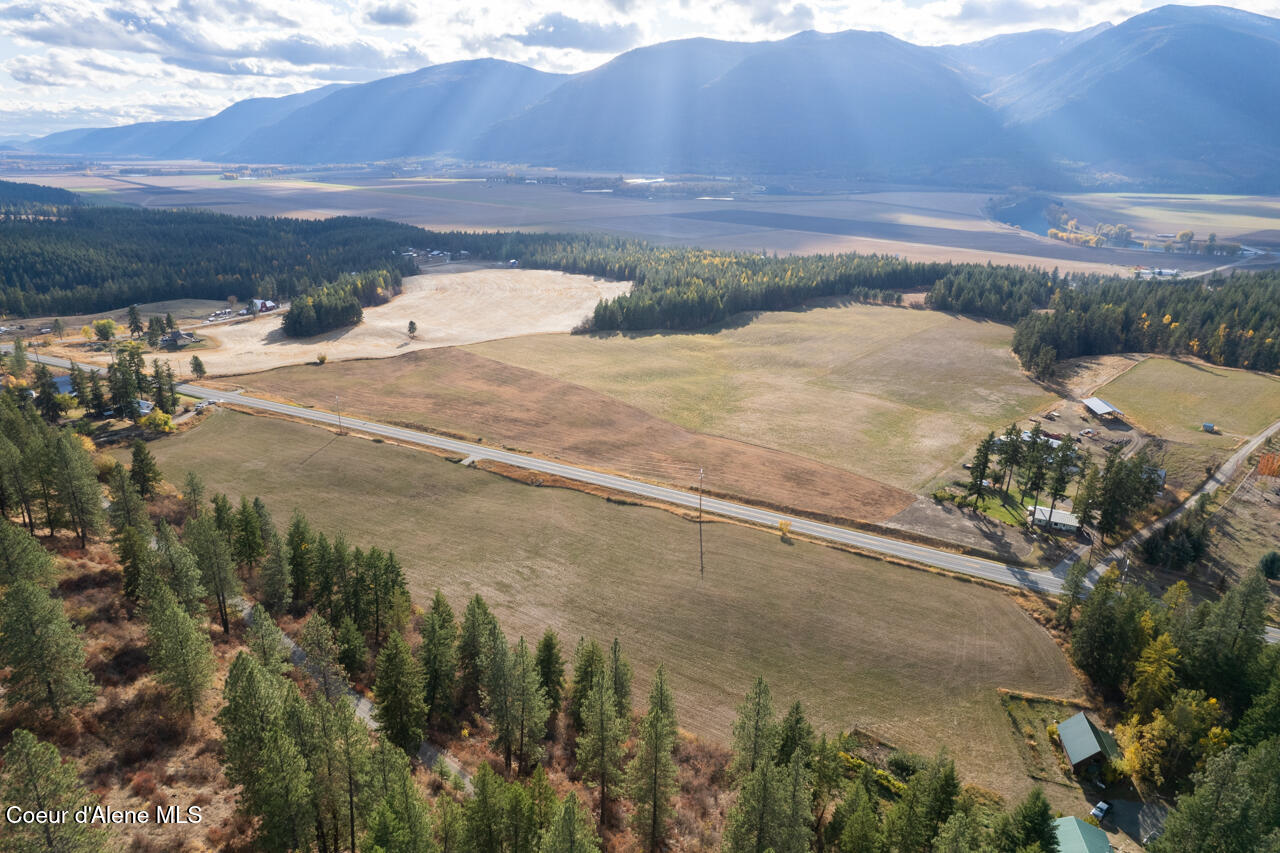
{"left": 221, "top": 343, "right": 917, "bottom": 526}
{"left": 1096, "top": 357, "right": 1280, "bottom": 446}
{"left": 467, "top": 299, "right": 1058, "bottom": 492}
{"left": 135, "top": 409, "right": 1085, "bottom": 802}
{"left": 5, "top": 171, "right": 1232, "bottom": 274}
{"left": 1059, "top": 192, "right": 1280, "bottom": 246}
{"left": 43, "top": 266, "right": 627, "bottom": 377}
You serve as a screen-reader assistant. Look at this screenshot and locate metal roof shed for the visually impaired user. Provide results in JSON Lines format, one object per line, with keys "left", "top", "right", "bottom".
{"left": 1053, "top": 817, "right": 1112, "bottom": 853}
{"left": 1058, "top": 711, "right": 1120, "bottom": 769}
{"left": 1082, "top": 397, "right": 1122, "bottom": 417}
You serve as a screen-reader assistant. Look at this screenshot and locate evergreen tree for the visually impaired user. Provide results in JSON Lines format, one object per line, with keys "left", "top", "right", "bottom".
{"left": 299, "top": 614, "right": 349, "bottom": 703}
{"left": 608, "top": 637, "right": 633, "bottom": 719}
{"left": 245, "top": 603, "right": 291, "bottom": 675}
{"left": 127, "top": 304, "right": 143, "bottom": 337}
{"left": 364, "top": 739, "right": 435, "bottom": 853}
{"left": 1152, "top": 739, "right": 1280, "bottom": 853}
{"left": 992, "top": 786, "right": 1058, "bottom": 853}
{"left": 260, "top": 532, "right": 292, "bottom": 615}
{"left": 1055, "top": 560, "right": 1090, "bottom": 626}
{"left": 337, "top": 614, "right": 367, "bottom": 677}
{"left": 577, "top": 672, "right": 626, "bottom": 827}
{"left": 107, "top": 460, "right": 149, "bottom": 536}
{"left": 8, "top": 337, "right": 26, "bottom": 375}
{"left": 457, "top": 593, "right": 495, "bottom": 709}
{"left": 0, "top": 729, "right": 106, "bottom": 852}
{"left": 778, "top": 748, "right": 814, "bottom": 853}
{"left": 190, "top": 355, "right": 206, "bottom": 380}
{"left": 464, "top": 763, "right": 506, "bottom": 853}
{"left": 1070, "top": 570, "right": 1149, "bottom": 696}
{"left": 421, "top": 589, "right": 458, "bottom": 724}
{"left": 536, "top": 629, "right": 565, "bottom": 720}
{"left": 777, "top": 700, "right": 815, "bottom": 766}
{"left": 625, "top": 665, "right": 678, "bottom": 852}
{"left": 152, "top": 521, "right": 205, "bottom": 614}
{"left": 128, "top": 439, "right": 161, "bottom": 498}
{"left": 723, "top": 759, "right": 787, "bottom": 853}
{"left": 539, "top": 793, "right": 601, "bottom": 853}
{"left": 967, "top": 432, "right": 994, "bottom": 497}
{"left": 50, "top": 430, "right": 104, "bottom": 548}
{"left": 569, "top": 638, "right": 605, "bottom": 733}
{"left": 512, "top": 636, "right": 550, "bottom": 774}
{"left": 144, "top": 582, "right": 214, "bottom": 715}
{"left": 115, "top": 524, "right": 153, "bottom": 601}
{"left": 0, "top": 519, "right": 54, "bottom": 586}
{"left": 182, "top": 470, "right": 204, "bottom": 519}
{"left": 373, "top": 630, "right": 429, "bottom": 755}
{"left": 185, "top": 512, "right": 239, "bottom": 633}
{"left": 730, "top": 676, "right": 779, "bottom": 779}
{"left": 285, "top": 510, "right": 314, "bottom": 604}
{"left": 211, "top": 492, "right": 234, "bottom": 538}
{"left": 0, "top": 579, "right": 95, "bottom": 716}
{"left": 233, "top": 494, "right": 265, "bottom": 567}
{"left": 32, "top": 363, "right": 65, "bottom": 422}
{"left": 330, "top": 694, "right": 373, "bottom": 853}
{"left": 838, "top": 782, "right": 884, "bottom": 853}
{"left": 482, "top": 621, "right": 517, "bottom": 771}
{"left": 86, "top": 369, "right": 107, "bottom": 418}
{"left": 1184, "top": 569, "right": 1269, "bottom": 714}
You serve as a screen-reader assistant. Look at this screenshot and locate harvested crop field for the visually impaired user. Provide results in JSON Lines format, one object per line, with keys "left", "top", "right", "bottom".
{"left": 467, "top": 300, "right": 1057, "bottom": 492}
{"left": 139, "top": 409, "right": 1084, "bottom": 800}
{"left": 222, "top": 344, "right": 915, "bottom": 525}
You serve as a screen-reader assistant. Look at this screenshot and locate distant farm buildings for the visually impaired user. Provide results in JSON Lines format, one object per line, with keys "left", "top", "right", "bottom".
{"left": 1082, "top": 397, "right": 1123, "bottom": 420}
{"left": 251, "top": 298, "right": 278, "bottom": 313}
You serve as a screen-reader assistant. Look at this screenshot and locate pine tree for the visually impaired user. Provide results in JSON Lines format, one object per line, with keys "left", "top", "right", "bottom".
{"left": 993, "top": 786, "right": 1058, "bottom": 853}
{"left": 153, "top": 521, "right": 205, "bottom": 614}
{"left": 730, "top": 676, "right": 779, "bottom": 779}
{"left": 234, "top": 494, "right": 264, "bottom": 567}
{"left": 0, "top": 579, "right": 95, "bottom": 716}
{"left": 421, "top": 589, "right": 458, "bottom": 724}
{"left": 457, "top": 593, "right": 495, "bottom": 709}
{"left": 967, "top": 431, "right": 994, "bottom": 497}
{"left": 115, "top": 524, "right": 153, "bottom": 601}
{"left": 0, "top": 729, "right": 106, "bottom": 852}
{"left": 465, "top": 764, "right": 506, "bottom": 853}
{"left": 182, "top": 470, "right": 204, "bottom": 519}
{"left": 245, "top": 603, "right": 292, "bottom": 675}
{"left": 540, "top": 793, "right": 601, "bottom": 853}
{"left": 107, "top": 460, "right": 149, "bottom": 536}
{"left": 190, "top": 354, "right": 207, "bottom": 380}
{"left": 569, "top": 638, "right": 605, "bottom": 733}
{"left": 260, "top": 532, "right": 292, "bottom": 615}
{"left": 777, "top": 700, "right": 815, "bottom": 766}
{"left": 1055, "top": 560, "right": 1090, "bottom": 626}
{"left": 535, "top": 629, "right": 565, "bottom": 719}
{"left": 337, "top": 614, "right": 367, "bottom": 677}
{"left": 331, "top": 694, "right": 372, "bottom": 852}
{"left": 299, "top": 614, "right": 349, "bottom": 703}
{"left": 32, "top": 363, "right": 65, "bottom": 422}
{"left": 185, "top": 512, "right": 239, "bottom": 633}
{"left": 512, "top": 636, "right": 550, "bottom": 774}
{"left": 144, "top": 582, "right": 214, "bottom": 715}
{"left": 482, "top": 621, "right": 516, "bottom": 771}
{"left": 625, "top": 665, "right": 678, "bottom": 852}
{"left": 778, "top": 748, "right": 814, "bottom": 853}
{"left": 723, "top": 759, "right": 787, "bottom": 853}
{"left": 373, "top": 631, "right": 429, "bottom": 755}
{"left": 435, "top": 795, "right": 465, "bottom": 852}
{"left": 50, "top": 430, "right": 104, "bottom": 548}
{"left": 127, "top": 304, "right": 143, "bottom": 337}
{"left": 503, "top": 780, "right": 538, "bottom": 853}
{"left": 577, "top": 672, "right": 626, "bottom": 827}
{"left": 285, "top": 510, "right": 314, "bottom": 603}
{"left": 838, "top": 782, "right": 883, "bottom": 853}
{"left": 0, "top": 518, "right": 54, "bottom": 586}
{"left": 129, "top": 439, "right": 161, "bottom": 498}
{"left": 364, "top": 739, "right": 435, "bottom": 853}
{"left": 608, "top": 637, "right": 633, "bottom": 719}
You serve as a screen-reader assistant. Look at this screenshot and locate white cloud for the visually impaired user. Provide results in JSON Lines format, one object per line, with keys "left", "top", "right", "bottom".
{"left": 2, "top": 0, "right": 1280, "bottom": 136}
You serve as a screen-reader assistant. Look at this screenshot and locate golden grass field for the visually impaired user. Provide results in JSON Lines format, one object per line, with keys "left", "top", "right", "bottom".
{"left": 136, "top": 409, "right": 1084, "bottom": 803}
{"left": 467, "top": 300, "right": 1058, "bottom": 491}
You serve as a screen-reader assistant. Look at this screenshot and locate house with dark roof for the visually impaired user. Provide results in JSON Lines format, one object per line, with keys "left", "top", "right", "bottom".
{"left": 1057, "top": 711, "right": 1120, "bottom": 773}
{"left": 1053, "top": 817, "right": 1111, "bottom": 853}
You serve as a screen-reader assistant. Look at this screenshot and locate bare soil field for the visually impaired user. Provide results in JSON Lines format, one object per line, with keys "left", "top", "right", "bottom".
{"left": 138, "top": 409, "right": 1085, "bottom": 801}
{"left": 7, "top": 172, "right": 1221, "bottom": 274}
{"left": 223, "top": 344, "right": 916, "bottom": 525}
{"left": 43, "top": 267, "right": 627, "bottom": 377}
{"left": 466, "top": 300, "right": 1057, "bottom": 492}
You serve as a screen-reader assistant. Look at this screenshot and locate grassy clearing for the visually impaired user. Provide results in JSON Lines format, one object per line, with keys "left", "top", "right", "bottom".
{"left": 136, "top": 409, "right": 1083, "bottom": 800}
{"left": 468, "top": 300, "right": 1056, "bottom": 492}
{"left": 997, "top": 693, "right": 1081, "bottom": 790}
{"left": 1097, "top": 357, "right": 1280, "bottom": 445}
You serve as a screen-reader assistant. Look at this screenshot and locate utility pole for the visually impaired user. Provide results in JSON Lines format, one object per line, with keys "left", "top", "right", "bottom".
{"left": 698, "top": 468, "right": 704, "bottom": 580}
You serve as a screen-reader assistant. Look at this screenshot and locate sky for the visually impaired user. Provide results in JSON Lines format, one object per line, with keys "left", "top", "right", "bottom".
{"left": 1, "top": 0, "right": 1278, "bottom": 138}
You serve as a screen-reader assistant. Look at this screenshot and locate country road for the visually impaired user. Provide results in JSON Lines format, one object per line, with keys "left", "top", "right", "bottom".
{"left": 12, "top": 346, "right": 1278, "bottom": 643}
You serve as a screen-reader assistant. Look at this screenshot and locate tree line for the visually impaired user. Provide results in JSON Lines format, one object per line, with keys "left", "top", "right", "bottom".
{"left": 281, "top": 269, "right": 402, "bottom": 337}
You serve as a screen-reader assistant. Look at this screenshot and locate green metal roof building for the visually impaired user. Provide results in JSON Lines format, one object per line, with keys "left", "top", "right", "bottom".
{"left": 1057, "top": 711, "right": 1121, "bottom": 771}
{"left": 1053, "top": 817, "right": 1112, "bottom": 853}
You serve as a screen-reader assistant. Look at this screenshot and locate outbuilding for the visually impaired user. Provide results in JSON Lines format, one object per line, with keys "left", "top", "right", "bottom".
{"left": 1053, "top": 817, "right": 1112, "bottom": 853}
{"left": 1028, "top": 505, "right": 1081, "bottom": 534}
{"left": 1057, "top": 711, "right": 1120, "bottom": 773}
{"left": 1082, "top": 397, "right": 1123, "bottom": 419}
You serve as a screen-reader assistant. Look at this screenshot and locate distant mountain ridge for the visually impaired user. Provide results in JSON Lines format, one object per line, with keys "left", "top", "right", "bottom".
{"left": 23, "top": 4, "right": 1280, "bottom": 190}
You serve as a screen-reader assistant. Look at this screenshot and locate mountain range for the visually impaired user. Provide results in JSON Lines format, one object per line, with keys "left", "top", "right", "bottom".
{"left": 19, "top": 4, "right": 1280, "bottom": 190}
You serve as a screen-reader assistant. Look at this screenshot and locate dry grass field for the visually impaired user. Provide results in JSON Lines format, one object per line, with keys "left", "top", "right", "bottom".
{"left": 43, "top": 267, "right": 627, "bottom": 377}
{"left": 223, "top": 344, "right": 916, "bottom": 525}
{"left": 6, "top": 172, "right": 1216, "bottom": 274}
{"left": 1096, "top": 357, "right": 1280, "bottom": 445}
{"left": 136, "top": 409, "right": 1084, "bottom": 801}
{"left": 467, "top": 300, "right": 1058, "bottom": 492}
{"left": 1060, "top": 192, "right": 1280, "bottom": 246}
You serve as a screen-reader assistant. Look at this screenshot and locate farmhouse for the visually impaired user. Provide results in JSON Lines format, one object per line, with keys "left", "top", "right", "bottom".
{"left": 1028, "top": 505, "right": 1081, "bottom": 534}
{"left": 1053, "top": 817, "right": 1112, "bottom": 853}
{"left": 1082, "top": 397, "right": 1123, "bottom": 420}
{"left": 251, "top": 299, "right": 278, "bottom": 312}
{"left": 161, "top": 330, "right": 197, "bottom": 349}
{"left": 1057, "top": 711, "right": 1120, "bottom": 773}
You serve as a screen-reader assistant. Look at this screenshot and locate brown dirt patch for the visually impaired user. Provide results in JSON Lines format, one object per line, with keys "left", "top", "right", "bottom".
{"left": 230, "top": 347, "right": 916, "bottom": 524}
